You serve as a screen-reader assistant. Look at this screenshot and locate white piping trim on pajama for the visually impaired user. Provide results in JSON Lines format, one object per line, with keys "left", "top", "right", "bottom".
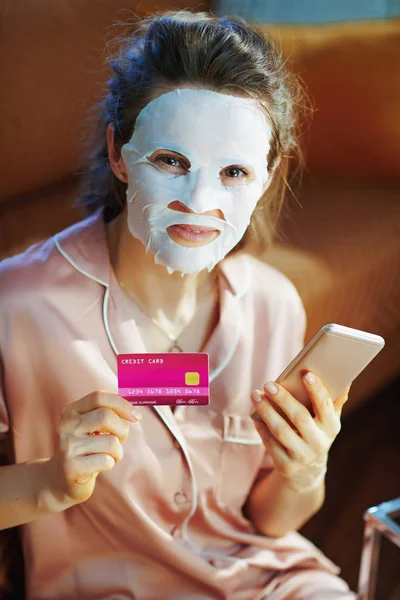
{"left": 101, "top": 289, "right": 201, "bottom": 553}
{"left": 54, "top": 236, "right": 108, "bottom": 287}
{"left": 223, "top": 436, "right": 263, "bottom": 445}
{"left": 198, "top": 550, "right": 249, "bottom": 569}
{"left": 209, "top": 259, "right": 252, "bottom": 383}
{"left": 103, "top": 288, "right": 119, "bottom": 355}
{"left": 236, "top": 258, "right": 252, "bottom": 301}
{"left": 179, "top": 265, "right": 252, "bottom": 550}
{"left": 209, "top": 302, "right": 240, "bottom": 383}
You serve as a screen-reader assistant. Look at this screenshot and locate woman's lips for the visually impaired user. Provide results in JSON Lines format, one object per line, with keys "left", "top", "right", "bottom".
{"left": 167, "top": 223, "right": 220, "bottom": 244}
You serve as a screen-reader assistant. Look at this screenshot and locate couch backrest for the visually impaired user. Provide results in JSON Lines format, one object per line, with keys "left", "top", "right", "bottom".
{"left": 266, "top": 19, "right": 400, "bottom": 180}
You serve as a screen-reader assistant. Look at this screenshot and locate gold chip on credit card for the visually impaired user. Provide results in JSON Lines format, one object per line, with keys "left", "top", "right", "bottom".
{"left": 185, "top": 372, "right": 200, "bottom": 386}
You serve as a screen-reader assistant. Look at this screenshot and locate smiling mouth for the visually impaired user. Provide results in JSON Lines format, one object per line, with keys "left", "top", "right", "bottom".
{"left": 167, "top": 223, "right": 221, "bottom": 246}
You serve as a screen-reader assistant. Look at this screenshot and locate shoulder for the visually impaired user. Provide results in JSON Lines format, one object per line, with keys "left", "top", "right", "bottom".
{"left": 0, "top": 237, "right": 61, "bottom": 304}
{"left": 0, "top": 213, "right": 103, "bottom": 310}
{"left": 0, "top": 237, "right": 67, "bottom": 356}
{"left": 0, "top": 217, "right": 89, "bottom": 317}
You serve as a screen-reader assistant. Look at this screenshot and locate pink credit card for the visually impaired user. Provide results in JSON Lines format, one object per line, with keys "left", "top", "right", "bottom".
{"left": 117, "top": 353, "right": 210, "bottom": 406}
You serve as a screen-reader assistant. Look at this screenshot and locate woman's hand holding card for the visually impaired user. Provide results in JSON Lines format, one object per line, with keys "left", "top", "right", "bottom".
{"left": 39, "top": 392, "right": 142, "bottom": 513}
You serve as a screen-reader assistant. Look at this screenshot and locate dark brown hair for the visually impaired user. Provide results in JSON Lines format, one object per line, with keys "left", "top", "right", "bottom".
{"left": 77, "top": 9, "right": 306, "bottom": 256}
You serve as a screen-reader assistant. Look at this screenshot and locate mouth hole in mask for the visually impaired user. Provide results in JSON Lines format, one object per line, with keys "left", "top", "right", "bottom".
{"left": 166, "top": 226, "right": 221, "bottom": 248}
{"left": 166, "top": 222, "right": 221, "bottom": 248}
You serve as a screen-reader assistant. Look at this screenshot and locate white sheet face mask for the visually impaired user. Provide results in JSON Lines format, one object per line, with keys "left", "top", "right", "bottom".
{"left": 121, "top": 88, "right": 272, "bottom": 275}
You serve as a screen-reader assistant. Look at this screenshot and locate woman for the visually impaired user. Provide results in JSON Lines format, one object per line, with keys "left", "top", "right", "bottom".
{"left": 0, "top": 9, "right": 356, "bottom": 600}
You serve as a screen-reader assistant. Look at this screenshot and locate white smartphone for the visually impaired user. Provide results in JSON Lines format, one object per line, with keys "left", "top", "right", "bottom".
{"left": 250, "top": 323, "right": 385, "bottom": 420}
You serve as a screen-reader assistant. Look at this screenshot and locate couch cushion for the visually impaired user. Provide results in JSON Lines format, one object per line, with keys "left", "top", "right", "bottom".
{"left": 265, "top": 20, "right": 400, "bottom": 180}
{"left": 265, "top": 175, "right": 400, "bottom": 340}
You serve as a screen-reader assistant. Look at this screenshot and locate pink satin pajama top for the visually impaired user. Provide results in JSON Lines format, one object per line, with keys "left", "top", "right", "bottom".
{"left": 0, "top": 210, "right": 342, "bottom": 599}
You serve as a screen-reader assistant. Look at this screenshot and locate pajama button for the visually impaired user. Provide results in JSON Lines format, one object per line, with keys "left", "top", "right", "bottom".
{"left": 174, "top": 492, "right": 188, "bottom": 505}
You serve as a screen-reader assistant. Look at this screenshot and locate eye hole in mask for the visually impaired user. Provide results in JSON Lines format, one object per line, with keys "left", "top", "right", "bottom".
{"left": 146, "top": 150, "right": 255, "bottom": 186}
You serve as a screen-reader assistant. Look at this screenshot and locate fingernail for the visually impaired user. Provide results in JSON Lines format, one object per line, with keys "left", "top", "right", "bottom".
{"left": 264, "top": 382, "right": 278, "bottom": 395}
{"left": 304, "top": 372, "right": 316, "bottom": 385}
{"left": 251, "top": 390, "right": 263, "bottom": 403}
{"left": 131, "top": 410, "right": 142, "bottom": 421}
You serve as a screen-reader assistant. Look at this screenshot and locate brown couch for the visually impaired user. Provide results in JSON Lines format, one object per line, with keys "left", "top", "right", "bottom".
{"left": 0, "top": 1, "right": 399, "bottom": 595}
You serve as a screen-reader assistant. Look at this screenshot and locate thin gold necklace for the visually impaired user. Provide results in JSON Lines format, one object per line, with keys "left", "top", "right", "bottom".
{"left": 150, "top": 316, "right": 184, "bottom": 353}
{"left": 119, "top": 269, "right": 219, "bottom": 353}
{"left": 120, "top": 281, "right": 185, "bottom": 352}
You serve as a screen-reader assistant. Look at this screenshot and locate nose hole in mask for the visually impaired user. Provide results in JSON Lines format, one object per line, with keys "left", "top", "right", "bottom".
{"left": 167, "top": 201, "right": 226, "bottom": 222}
{"left": 168, "top": 201, "right": 193, "bottom": 214}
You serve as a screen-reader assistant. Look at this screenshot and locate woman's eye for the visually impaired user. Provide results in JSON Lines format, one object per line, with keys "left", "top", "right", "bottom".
{"left": 222, "top": 166, "right": 249, "bottom": 180}
{"left": 153, "top": 155, "right": 187, "bottom": 170}
{"left": 159, "top": 156, "right": 179, "bottom": 166}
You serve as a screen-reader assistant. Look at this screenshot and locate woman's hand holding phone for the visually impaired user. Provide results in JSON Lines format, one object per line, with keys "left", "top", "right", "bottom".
{"left": 39, "top": 392, "right": 142, "bottom": 513}
{"left": 250, "top": 372, "right": 350, "bottom": 493}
